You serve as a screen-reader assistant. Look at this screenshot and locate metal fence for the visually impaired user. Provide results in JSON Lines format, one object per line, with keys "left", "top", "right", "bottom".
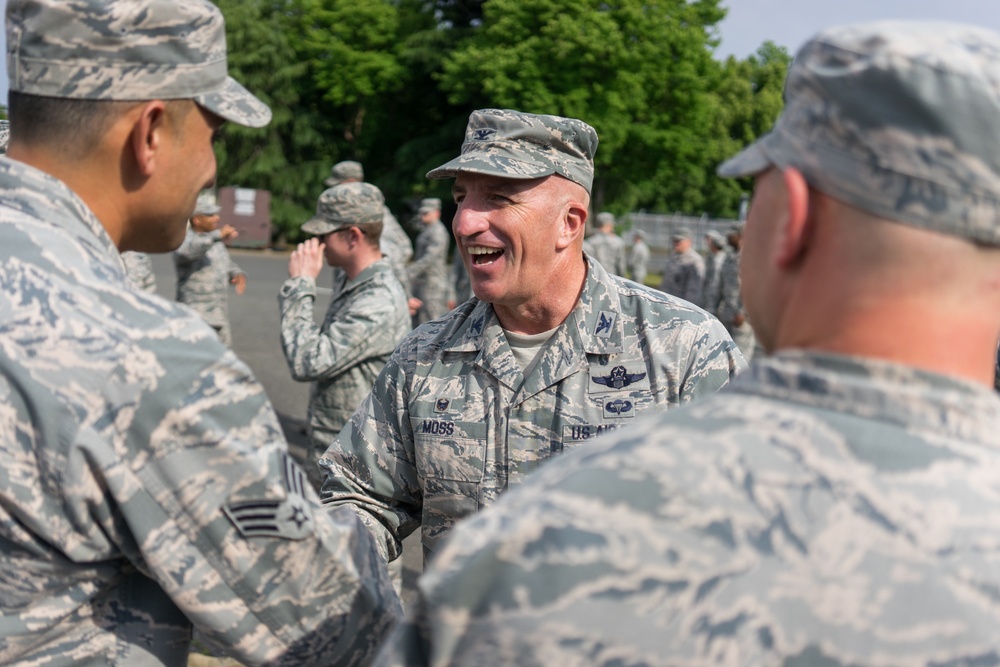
{"left": 620, "top": 212, "right": 738, "bottom": 275}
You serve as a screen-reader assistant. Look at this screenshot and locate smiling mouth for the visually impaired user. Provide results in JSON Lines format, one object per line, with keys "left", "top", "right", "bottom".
{"left": 468, "top": 246, "right": 504, "bottom": 266}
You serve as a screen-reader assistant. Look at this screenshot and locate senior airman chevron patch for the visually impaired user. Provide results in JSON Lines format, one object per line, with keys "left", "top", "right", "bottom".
{"left": 224, "top": 452, "right": 314, "bottom": 540}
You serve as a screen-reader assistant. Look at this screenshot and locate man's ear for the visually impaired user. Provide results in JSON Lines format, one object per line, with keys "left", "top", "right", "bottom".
{"left": 775, "top": 167, "right": 812, "bottom": 268}
{"left": 129, "top": 100, "right": 169, "bottom": 178}
{"left": 557, "top": 201, "right": 587, "bottom": 250}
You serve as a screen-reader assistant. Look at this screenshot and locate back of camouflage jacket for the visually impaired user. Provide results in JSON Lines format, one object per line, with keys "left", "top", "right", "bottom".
{"left": 0, "top": 159, "right": 399, "bottom": 666}
{"left": 321, "top": 257, "right": 745, "bottom": 561}
{"left": 376, "top": 352, "right": 1000, "bottom": 667}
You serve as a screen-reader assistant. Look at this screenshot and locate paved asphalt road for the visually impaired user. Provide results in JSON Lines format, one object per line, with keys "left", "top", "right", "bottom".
{"left": 149, "top": 249, "right": 423, "bottom": 608}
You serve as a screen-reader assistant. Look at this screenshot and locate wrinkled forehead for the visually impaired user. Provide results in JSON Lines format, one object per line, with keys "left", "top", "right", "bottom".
{"left": 452, "top": 172, "right": 552, "bottom": 194}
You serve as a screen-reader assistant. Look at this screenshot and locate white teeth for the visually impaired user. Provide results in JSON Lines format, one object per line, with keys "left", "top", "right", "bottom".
{"left": 467, "top": 247, "right": 502, "bottom": 256}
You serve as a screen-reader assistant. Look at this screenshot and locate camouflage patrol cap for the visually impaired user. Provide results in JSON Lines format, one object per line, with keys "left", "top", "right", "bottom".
{"left": 193, "top": 190, "right": 220, "bottom": 216}
{"left": 595, "top": 212, "right": 615, "bottom": 226}
{"left": 6, "top": 0, "right": 271, "bottom": 128}
{"left": 718, "top": 21, "right": 1000, "bottom": 246}
{"left": 427, "top": 109, "right": 599, "bottom": 193}
{"left": 324, "top": 160, "right": 364, "bottom": 187}
{"left": 418, "top": 198, "right": 442, "bottom": 214}
{"left": 672, "top": 227, "right": 691, "bottom": 242}
{"left": 705, "top": 230, "right": 726, "bottom": 248}
{"left": 302, "top": 182, "right": 385, "bottom": 236}
{"left": 0, "top": 120, "right": 9, "bottom": 155}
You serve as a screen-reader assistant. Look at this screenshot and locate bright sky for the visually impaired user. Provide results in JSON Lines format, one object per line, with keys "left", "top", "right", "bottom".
{"left": 716, "top": 0, "right": 999, "bottom": 58}
{"left": 0, "top": 0, "right": 996, "bottom": 104}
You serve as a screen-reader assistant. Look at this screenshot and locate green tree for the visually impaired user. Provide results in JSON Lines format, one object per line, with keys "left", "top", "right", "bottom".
{"left": 215, "top": 0, "right": 410, "bottom": 243}
{"left": 439, "top": 0, "right": 728, "bottom": 217}
{"left": 701, "top": 40, "right": 791, "bottom": 217}
{"left": 213, "top": 0, "right": 330, "bottom": 243}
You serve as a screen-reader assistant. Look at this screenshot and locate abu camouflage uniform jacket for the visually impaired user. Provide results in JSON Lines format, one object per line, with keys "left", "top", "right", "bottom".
{"left": 584, "top": 232, "right": 627, "bottom": 277}
{"left": 408, "top": 219, "right": 451, "bottom": 324}
{"left": 121, "top": 250, "right": 157, "bottom": 294}
{"left": 173, "top": 225, "right": 244, "bottom": 345}
{"left": 660, "top": 247, "right": 706, "bottom": 306}
{"left": 628, "top": 238, "right": 650, "bottom": 286}
{"left": 381, "top": 206, "right": 414, "bottom": 299}
{"left": 279, "top": 259, "right": 410, "bottom": 482}
{"left": 702, "top": 248, "right": 728, "bottom": 315}
{"left": 320, "top": 257, "right": 745, "bottom": 561}
{"left": 0, "top": 159, "right": 400, "bottom": 666}
{"left": 376, "top": 351, "right": 1000, "bottom": 666}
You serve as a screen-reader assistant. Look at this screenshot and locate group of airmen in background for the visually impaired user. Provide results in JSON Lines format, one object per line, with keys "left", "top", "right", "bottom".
{"left": 2, "top": 1, "right": 1000, "bottom": 666}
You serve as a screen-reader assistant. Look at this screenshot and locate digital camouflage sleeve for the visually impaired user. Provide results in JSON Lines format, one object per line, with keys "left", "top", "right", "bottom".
{"left": 0, "top": 159, "right": 401, "bottom": 667}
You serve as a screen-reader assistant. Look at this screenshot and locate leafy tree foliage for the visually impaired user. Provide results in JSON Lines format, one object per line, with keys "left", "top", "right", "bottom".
{"left": 212, "top": 0, "right": 789, "bottom": 242}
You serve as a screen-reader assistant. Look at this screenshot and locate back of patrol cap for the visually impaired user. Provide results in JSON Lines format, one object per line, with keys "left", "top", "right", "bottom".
{"left": 302, "top": 182, "right": 385, "bottom": 236}
{"left": 193, "top": 190, "right": 220, "bottom": 216}
{"left": 6, "top": 0, "right": 272, "bottom": 128}
{"left": 427, "top": 109, "right": 599, "bottom": 193}
{"left": 418, "top": 198, "right": 441, "bottom": 214}
{"left": 324, "top": 160, "right": 364, "bottom": 187}
{"left": 718, "top": 21, "right": 1000, "bottom": 246}
{"left": 705, "top": 230, "right": 726, "bottom": 247}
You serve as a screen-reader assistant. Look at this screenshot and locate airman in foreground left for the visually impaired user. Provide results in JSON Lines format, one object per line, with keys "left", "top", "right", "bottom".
{"left": 0, "top": 1, "right": 400, "bottom": 665}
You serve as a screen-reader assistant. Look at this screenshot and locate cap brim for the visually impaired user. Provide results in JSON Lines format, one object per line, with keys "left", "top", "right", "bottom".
{"left": 427, "top": 152, "right": 554, "bottom": 181}
{"left": 324, "top": 177, "right": 342, "bottom": 187}
{"left": 195, "top": 77, "right": 272, "bottom": 129}
{"left": 301, "top": 218, "right": 338, "bottom": 236}
{"left": 717, "top": 138, "right": 773, "bottom": 178}
{"left": 194, "top": 206, "right": 221, "bottom": 216}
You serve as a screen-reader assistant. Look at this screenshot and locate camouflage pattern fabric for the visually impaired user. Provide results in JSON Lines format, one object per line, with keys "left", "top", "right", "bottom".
{"left": 717, "top": 249, "right": 755, "bottom": 362}
{"left": 381, "top": 206, "right": 414, "bottom": 299}
{"left": 7, "top": 0, "right": 271, "bottom": 128}
{"left": 121, "top": 250, "right": 156, "bottom": 294}
{"left": 279, "top": 259, "right": 410, "bottom": 490}
{"left": 717, "top": 22, "right": 1000, "bottom": 246}
{"left": 408, "top": 219, "right": 451, "bottom": 326}
{"left": 583, "top": 233, "right": 627, "bottom": 277}
{"left": 174, "top": 226, "right": 244, "bottom": 346}
{"left": 427, "top": 109, "right": 598, "bottom": 193}
{"left": 659, "top": 247, "right": 706, "bottom": 306}
{"left": 0, "top": 157, "right": 400, "bottom": 666}
{"left": 320, "top": 257, "right": 745, "bottom": 562}
{"left": 702, "top": 247, "right": 728, "bottom": 315}
{"left": 376, "top": 351, "right": 1000, "bottom": 666}
{"left": 451, "top": 250, "right": 472, "bottom": 305}
{"left": 628, "top": 237, "right": 650, "bottom": 286}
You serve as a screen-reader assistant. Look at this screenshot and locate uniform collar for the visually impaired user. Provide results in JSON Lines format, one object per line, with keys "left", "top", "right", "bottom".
{"left": 0, "top": 157, "right": 122, "bottom": 270}
{"left": 444, "top": 256, "right": 623, "bottom": 355}
{"left": 340, "top": 257, "right": 393, "bottom": 293}
{"left": 441, "top": 256, "right": 624, "bottom": 396}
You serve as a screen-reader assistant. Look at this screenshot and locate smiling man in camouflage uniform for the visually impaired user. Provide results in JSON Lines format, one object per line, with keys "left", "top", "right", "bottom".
{"left": 0, "top": 1, "right": 399, "bottom": 665}
{"left": 375, "top": 22, "right": 1000, "bottom": 666}
{"left": 320, "top": 108, "right": 744, "bottom": 564}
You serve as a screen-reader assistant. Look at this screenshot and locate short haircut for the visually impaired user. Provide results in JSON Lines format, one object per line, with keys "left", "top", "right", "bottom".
{"left": 355, "top": 220, "right": 383, "bottom": 248}
{"left": 8, "top": 92, "right": 192, "bottom": 160}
